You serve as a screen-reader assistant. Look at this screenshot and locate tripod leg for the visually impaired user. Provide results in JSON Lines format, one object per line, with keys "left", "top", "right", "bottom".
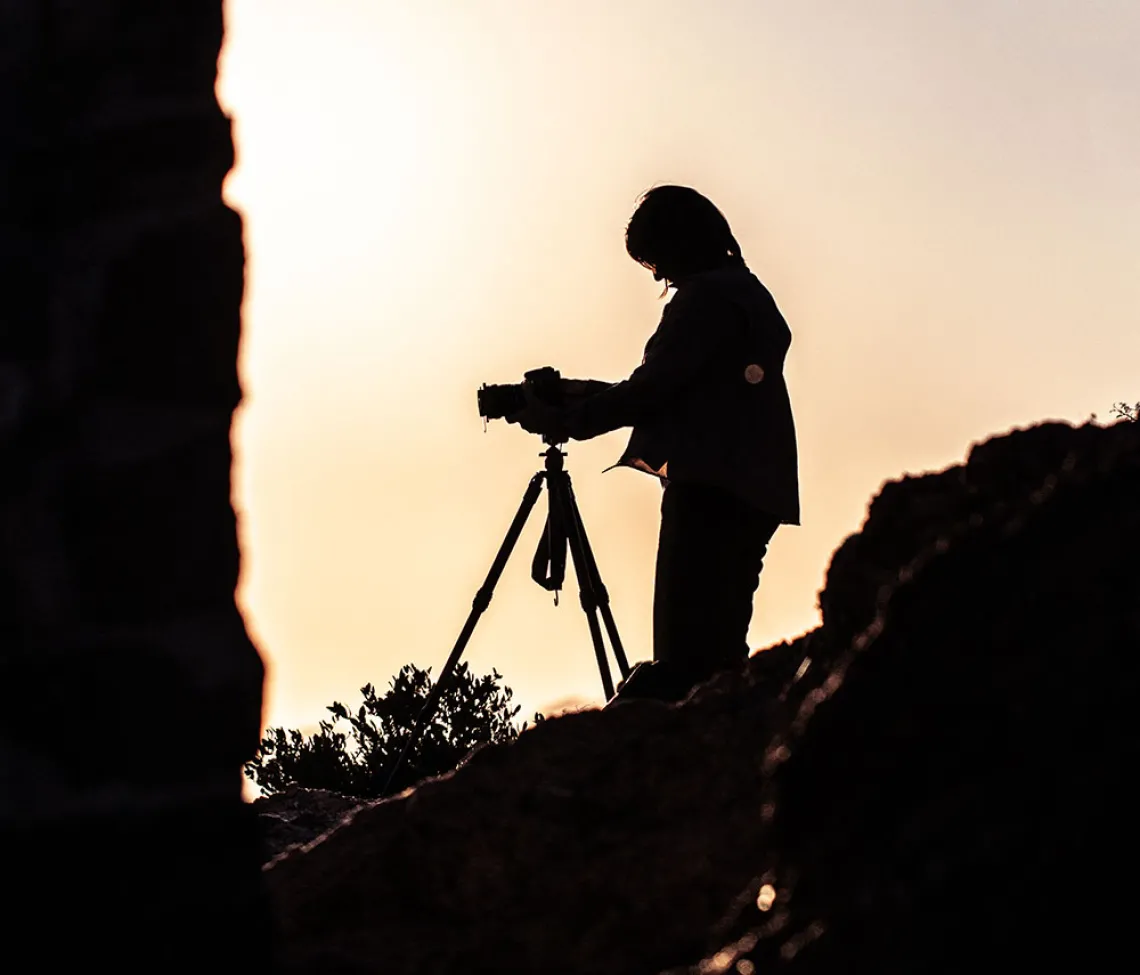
{"left": 383, "top": 472, "right": 546, "bottom": 795}
{"left": 566, "top": 491, "right": 631, "bottom": 680}
{"left": 548, "top": 470, "right": 617, "bottom": 698}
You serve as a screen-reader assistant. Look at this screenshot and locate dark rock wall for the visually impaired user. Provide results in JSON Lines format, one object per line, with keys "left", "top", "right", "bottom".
{"left": 703, "top": 418, "right": 1140, "bottom": 972}
{"left": 0, "top": 0, "right": 261, "bottom": 824}
{"left": 265, "top": 419, "right": 1140, "bottom": 974}
{"left": 0, "top": 3, "right": 269, "bottom": 967}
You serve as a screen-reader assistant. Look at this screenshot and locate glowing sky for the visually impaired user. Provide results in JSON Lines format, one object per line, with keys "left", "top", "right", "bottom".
{"left": 217, "top": 0, "right": 1139, "bottom": 732}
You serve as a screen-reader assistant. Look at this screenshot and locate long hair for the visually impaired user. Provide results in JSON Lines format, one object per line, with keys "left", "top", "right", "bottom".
{"left": 625, "top": 185, "right": 746, "bottom": 285}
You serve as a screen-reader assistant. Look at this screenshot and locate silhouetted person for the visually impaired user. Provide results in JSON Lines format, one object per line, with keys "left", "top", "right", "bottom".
{"left": 511, "top": 185, "right": 799, "bottom": 700}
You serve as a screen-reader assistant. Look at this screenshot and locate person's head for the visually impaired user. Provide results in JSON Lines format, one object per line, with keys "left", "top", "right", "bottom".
{"left": 625, "top": 185, "right": 746, "bottom": 286}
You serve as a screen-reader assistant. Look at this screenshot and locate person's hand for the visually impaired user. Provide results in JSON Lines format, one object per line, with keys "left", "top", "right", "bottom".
{"left": 505, "top": 386, "right": 569, "bottom": 442}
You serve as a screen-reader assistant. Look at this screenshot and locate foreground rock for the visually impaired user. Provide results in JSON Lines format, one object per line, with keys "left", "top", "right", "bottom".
{"left": 2, "top": 3, "right": 269, "bottom": 969}
{"left": 254, "top": 788, "right": 364, "bottom": 863}
{"left": 265, "top": 419, "right": 1140, "bottom": 974}
{"left": 722, "top": 418, "right": 1140, "bottom": 973}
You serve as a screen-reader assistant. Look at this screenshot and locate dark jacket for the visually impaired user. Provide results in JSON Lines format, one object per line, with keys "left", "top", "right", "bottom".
{"left": 567, "top": 267, "right": 800, "bottom": 525}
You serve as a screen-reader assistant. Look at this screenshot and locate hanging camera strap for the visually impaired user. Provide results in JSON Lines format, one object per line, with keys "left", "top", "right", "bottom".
{"left": 531, "top": 494, "right": 568, "bottom": 594}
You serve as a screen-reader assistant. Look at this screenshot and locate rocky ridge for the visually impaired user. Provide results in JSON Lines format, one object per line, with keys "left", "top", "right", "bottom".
{"left": 264, "top": 418, "right": 1140, "bottom": 974}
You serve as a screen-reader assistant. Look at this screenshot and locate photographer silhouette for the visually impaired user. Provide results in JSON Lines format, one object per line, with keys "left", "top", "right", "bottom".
{"left": 509, "top": 185, "right": 800, "bottom": 701}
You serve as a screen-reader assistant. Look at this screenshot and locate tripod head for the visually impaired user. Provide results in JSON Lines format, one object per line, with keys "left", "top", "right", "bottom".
{"left": 540, "top": 437, "right": 568, "bottom": 464}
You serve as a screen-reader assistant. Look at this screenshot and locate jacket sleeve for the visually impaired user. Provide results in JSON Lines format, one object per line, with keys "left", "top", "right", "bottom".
{"left": 565, "top": 285, "right": 743, "bottom": 440}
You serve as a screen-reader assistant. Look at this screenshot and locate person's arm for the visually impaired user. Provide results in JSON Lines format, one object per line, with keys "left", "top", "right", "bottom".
{"left": 565, "top": 284, "right": 743, "bottom": 440}
{"left": 561, "top": 378, "right": 613, "bottom": 401}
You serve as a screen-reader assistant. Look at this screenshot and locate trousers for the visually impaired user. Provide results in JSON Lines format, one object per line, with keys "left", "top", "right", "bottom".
{"left": 653, "top": 480, "right": 780, "bottom": 688}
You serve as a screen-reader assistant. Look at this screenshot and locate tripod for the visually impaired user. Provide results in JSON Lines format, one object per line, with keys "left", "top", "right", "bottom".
{"left": 384, "top": 439, "right": 630, "bottom": 793}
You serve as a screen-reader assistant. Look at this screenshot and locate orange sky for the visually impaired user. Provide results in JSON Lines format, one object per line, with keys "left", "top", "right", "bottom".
{"left": 217, "top": 0, "right": 1139, "bottom": 732}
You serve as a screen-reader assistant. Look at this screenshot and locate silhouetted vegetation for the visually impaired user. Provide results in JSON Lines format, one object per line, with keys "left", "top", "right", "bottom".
{"left": 1113, "top": 401, "right": 1139, "bottom": 422}
{"left": 245, "top": 663, "right": 538, "bottom": 799}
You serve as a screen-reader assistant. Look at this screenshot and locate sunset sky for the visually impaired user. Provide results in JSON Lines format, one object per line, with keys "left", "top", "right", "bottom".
{"left": 216, "top": 0, "right": 1139, "bottom": 733}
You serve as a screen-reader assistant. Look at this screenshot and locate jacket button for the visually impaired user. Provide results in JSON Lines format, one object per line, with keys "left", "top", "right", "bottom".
{"left": 744, "top": 364, "right": 765, "bottom": 384}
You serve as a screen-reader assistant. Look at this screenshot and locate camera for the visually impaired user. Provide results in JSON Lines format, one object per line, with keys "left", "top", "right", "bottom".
{"left": 477, "top": 366, "right": 565, "bottom": 421}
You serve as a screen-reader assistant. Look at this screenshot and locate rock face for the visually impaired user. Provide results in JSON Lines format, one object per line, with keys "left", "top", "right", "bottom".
{"left": 264, "top": 419, "right": 1140, "bottom": 974}
{"left": 0, "top": 4, "right": 268, "bottom": 967}
{"left": 734, "top": 418, "right": 1140, "bottom": 973}
{"left": 0, "top": 0, "right": 261, "bottom": 824}
{"left": 255, "top": 787, "right": 365, "bottom": 863}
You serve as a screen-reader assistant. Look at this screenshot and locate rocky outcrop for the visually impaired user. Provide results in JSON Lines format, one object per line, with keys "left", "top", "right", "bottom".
{"left": 724, "top": 417, "right": 1140, "bottom": 973}
{"left": 264, "top": 418, "right": 1140, "bottom": 974}
{"left": 1, "top": 4, "right": 267, "bottom": 968}
{"left": 255, "top": 787, "right": 364, "bottom": 863}
{"left": 0, "top": 0, "right": 261, "bottom": 825}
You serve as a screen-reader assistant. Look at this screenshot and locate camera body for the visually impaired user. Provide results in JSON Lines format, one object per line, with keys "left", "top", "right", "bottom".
{"left": 477, "top": 366, "right": 565, "bottom": 421}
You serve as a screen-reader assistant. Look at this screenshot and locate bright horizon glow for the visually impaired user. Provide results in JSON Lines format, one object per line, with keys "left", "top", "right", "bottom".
{"left": 218, "top": 0, "right": 1140, "bottom": 734}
